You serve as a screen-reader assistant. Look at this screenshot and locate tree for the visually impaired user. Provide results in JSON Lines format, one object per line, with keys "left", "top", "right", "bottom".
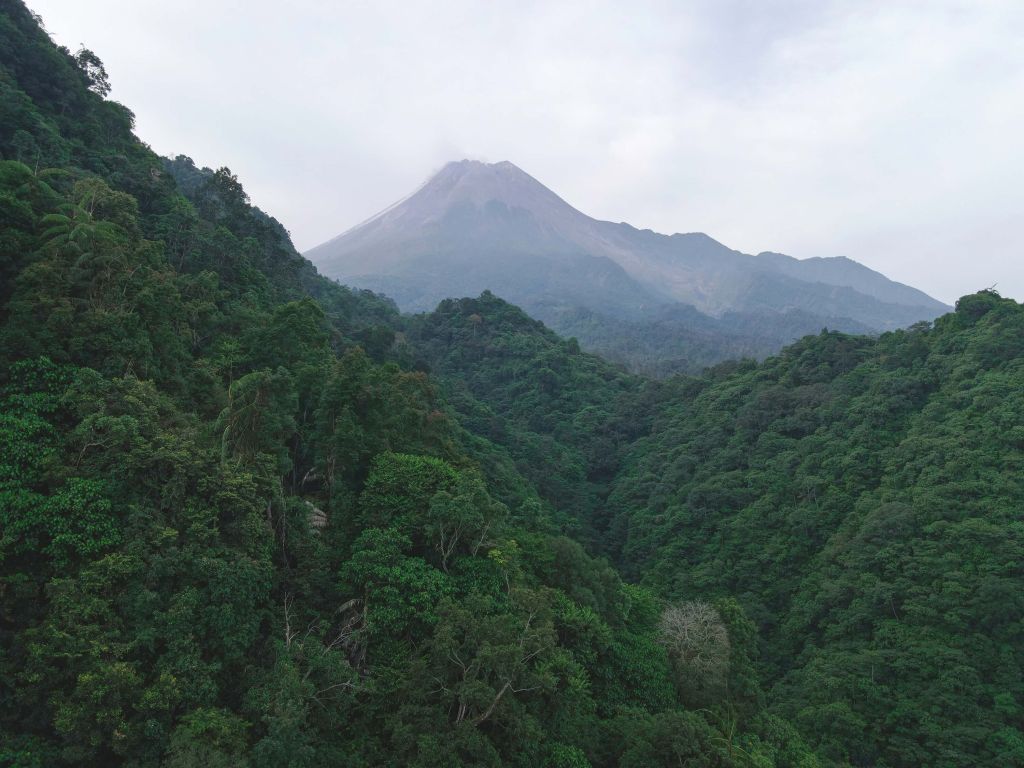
{"left": 74, "top": 47, "right": 110, "bottom": 96}
{"left": 425, "top": 471, "right": 506, "bottom": 572}
{"left": 659, "top": 601, "right": 730, "bottom": 702}
{"left": 165, "top": 708, "right": 251, "bottom": 768}
{"left": 428, "top": 589, "right": 558, "bottom": 728}
{"left": 219, "top": 368, "right": 297, "bottom": 474}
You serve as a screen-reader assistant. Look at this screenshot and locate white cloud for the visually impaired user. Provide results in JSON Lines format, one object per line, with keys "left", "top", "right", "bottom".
{"left": 28, "top": 0, "right": 1024, "bottom": 303}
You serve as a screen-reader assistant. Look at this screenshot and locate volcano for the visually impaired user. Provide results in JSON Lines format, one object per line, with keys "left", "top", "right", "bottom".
{"left": 307, "top": 160, "right": 949, "bottom": 373}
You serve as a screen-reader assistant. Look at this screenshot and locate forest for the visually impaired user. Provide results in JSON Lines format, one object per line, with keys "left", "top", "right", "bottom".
{"left": 0, "top": 3, "right": 1021, "bottom": 766}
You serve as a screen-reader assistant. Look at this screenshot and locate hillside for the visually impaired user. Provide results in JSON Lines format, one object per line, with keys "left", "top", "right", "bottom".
{"left": 606, "top": 290, "right": 1024, "bottom": 766}
{"left": 307, "top": 159, "right": 949, "bottom": 374}
{"left": 0, "top": 4, "right": 813, "bottom": 766}
{"left": 396, "top": 284, "right": 1024, "bottom": 767}
{"left": 403, "top": 291, "right": 652, "bottom": 544}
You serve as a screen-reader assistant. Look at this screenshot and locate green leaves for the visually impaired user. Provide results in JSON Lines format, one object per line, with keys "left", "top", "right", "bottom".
{"left": 165, "top": 708, "right": 251, "bottom": 768}
{"left": 219, "top": 368, "right": 297, "bottom": 474}
{"left": 426, "top": 472, "right": 507, "bottom": 572}
{"left": 34, "top": 477, "right": 119, "bottom": 566}
{"left": 0, "top": 360, "right": 119, "bottom": 568}
{"left": 427, "top": 589, "right": 560, "bottom": 728}
{"left": 341, "top": 526, "right": 452, "bottom": 643}
{"left": 72, "top": 48, "right": 110, "bottom": 97}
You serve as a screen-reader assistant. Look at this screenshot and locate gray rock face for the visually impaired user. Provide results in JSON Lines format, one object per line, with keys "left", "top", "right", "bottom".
{"left": 307, "top": 160, "right": 950, "bottom": 372}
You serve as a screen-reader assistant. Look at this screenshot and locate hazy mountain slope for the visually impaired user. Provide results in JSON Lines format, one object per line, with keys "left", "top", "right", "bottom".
{"left": 309, "top": 160, "right": 669, "bottom": 319}
{"left": 579, "top": 224, "right": 947, "bottom": 327}
{"left": 308, "top": 160, "right": 950, "bottom": 372}
{"left": 544, "top": 302, "right": 877, "bottom": 378}
{"left": 313, "top": 160, "right": 645, "bottom": 276}
{"left": 755, "top": 251, "right": 944, "bottom": 310}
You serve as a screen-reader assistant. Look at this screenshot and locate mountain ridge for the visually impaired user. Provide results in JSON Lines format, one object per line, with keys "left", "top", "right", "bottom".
{"left": 307, "top": 159, "right": 949, "bottom": 372}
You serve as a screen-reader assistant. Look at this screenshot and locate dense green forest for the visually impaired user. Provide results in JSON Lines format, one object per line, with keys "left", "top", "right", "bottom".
{"left": 606, "top": 296, "right": 1024, "bottom": 766}
{"left": 0, "top": 3, "right": 1020, "bottom": 767}
{"left": 0, "top": 4, "right": 815, "bottom": 766}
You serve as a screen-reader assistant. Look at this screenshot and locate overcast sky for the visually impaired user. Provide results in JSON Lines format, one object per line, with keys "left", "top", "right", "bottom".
{"left": 29, "top": 0, "right": 1024, "bottom": 303}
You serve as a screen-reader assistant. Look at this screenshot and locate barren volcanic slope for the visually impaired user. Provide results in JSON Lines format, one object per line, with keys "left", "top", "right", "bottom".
{"left": 308, "top": 160, "right": 950, "bottom": 373}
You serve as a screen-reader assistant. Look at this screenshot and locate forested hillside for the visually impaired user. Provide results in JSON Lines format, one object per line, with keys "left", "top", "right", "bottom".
{"left": 607, "top": 292, "right": 1024, "bottom": 767}
{"left": 403, "top": 292, "right": 655, "bottom": 544}
{"left": 0, "top": 4, "right": 815, "bottom": 766}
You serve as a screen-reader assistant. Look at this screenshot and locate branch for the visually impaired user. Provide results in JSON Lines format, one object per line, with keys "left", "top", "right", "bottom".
{"left": 473, "top": 680, "right": 513, "bottom": 725}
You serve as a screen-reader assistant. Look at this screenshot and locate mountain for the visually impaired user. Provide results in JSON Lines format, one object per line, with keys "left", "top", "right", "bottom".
{"left": 308, "top": 160, "right": 950, "bottom": 372}
{"left": 309, "top": 160, "right": 664, "bottom": 321}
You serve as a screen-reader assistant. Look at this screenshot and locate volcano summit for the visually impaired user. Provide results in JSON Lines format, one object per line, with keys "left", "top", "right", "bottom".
{"left": 308, "top": 160, "right": 948, "bottom": 373}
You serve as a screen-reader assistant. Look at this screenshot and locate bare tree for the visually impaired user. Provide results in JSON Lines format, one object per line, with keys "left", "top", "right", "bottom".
{"left": 659, "top": 600, "right": 730, "bottom": 691}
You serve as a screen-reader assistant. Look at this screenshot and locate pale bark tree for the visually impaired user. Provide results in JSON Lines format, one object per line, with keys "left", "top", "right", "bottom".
{"left": 659, "top": 600, "right": 730, "bottom": 691}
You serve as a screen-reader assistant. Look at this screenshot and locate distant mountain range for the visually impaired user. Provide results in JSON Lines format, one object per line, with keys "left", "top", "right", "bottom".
{"left": 307, "top": 160, "right": 950, "bottom": 374}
